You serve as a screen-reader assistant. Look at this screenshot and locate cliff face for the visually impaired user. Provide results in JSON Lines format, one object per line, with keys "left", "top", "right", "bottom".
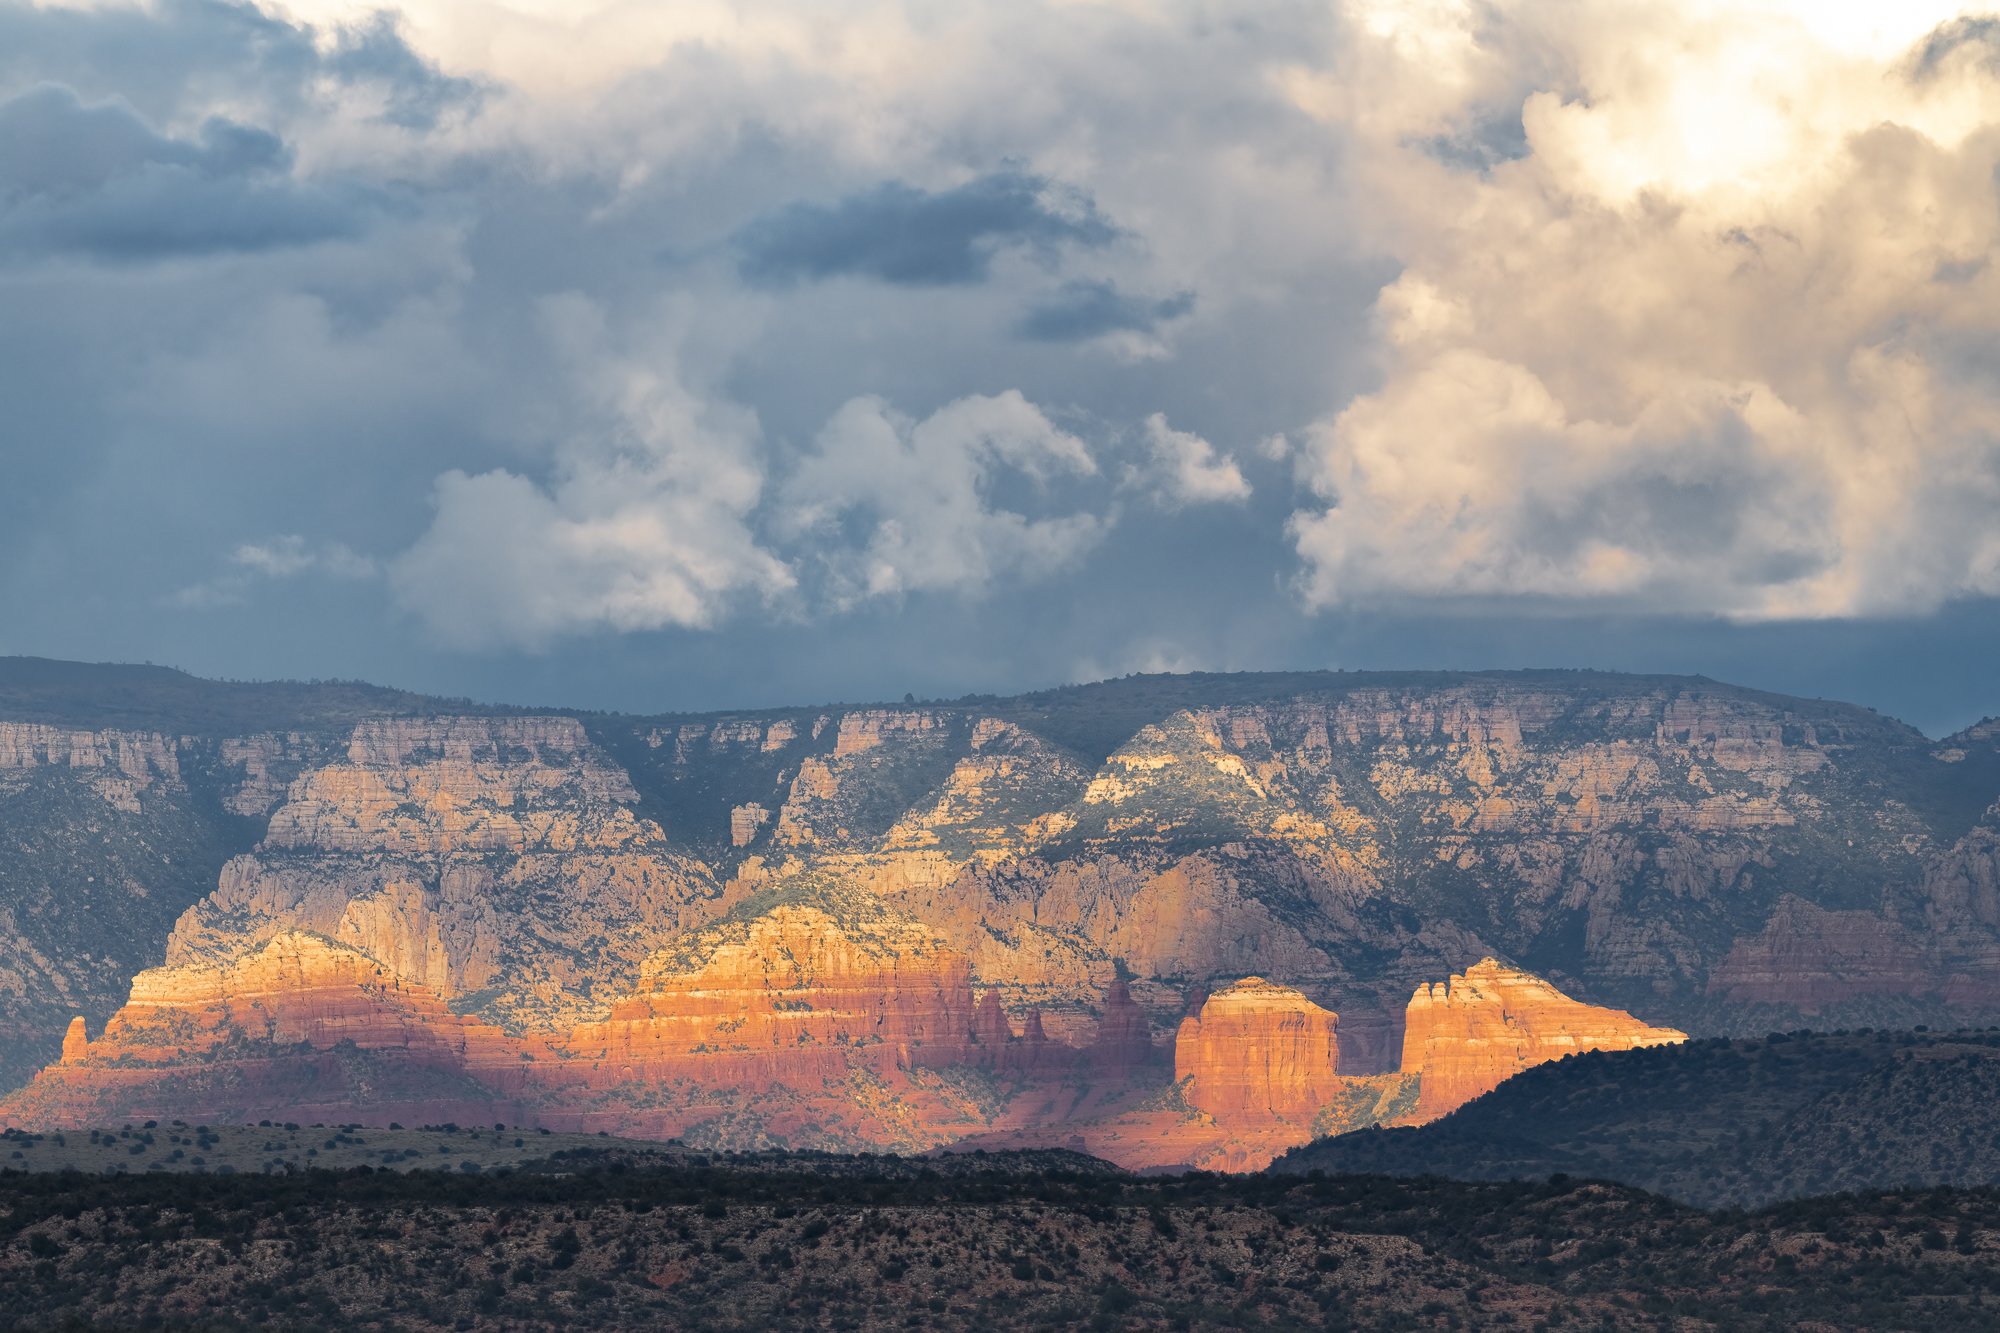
{"left": 6, "top": 930, "right": 530, "bottom": 1129}
{"left": 5, "top": 664, "right": 2000, "bottom": 1164}
{"left": 1174, "top": 977, "right": 1339, "bottom": 1122}
{"left": 567, "top": 903, "right": 980, "bottom": 1086}
{"left": 163, "top": 717, "right": 723, "bottom": 1034}
{"left": 0, "top": 722, "right": 331, "bottom": 1086}
{"left": 1402, "top": 959, "right": 1687, "bottom": 1119}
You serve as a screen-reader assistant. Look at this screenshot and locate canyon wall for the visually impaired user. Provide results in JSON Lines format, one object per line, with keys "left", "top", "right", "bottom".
{"left": 3, "top": 663, "right": 1999, "bottom": 1164}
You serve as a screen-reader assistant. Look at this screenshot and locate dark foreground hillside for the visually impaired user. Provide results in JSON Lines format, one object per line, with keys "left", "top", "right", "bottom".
{"left": 6, "top": 1152, "right": 2000, "bottom": 1330}
{"left": 1277, "top": 1028, "right": 2000, "bottom": 1208}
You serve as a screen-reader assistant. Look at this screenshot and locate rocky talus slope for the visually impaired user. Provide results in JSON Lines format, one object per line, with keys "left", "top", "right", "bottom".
{"left": 2, "top": 659, "right": 1998, "bottom": 1162}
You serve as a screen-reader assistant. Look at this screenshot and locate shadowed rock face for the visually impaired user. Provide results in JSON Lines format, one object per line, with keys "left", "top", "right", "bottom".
{"left": 2, "top": 665, "right": 1999, "bottom": 1162}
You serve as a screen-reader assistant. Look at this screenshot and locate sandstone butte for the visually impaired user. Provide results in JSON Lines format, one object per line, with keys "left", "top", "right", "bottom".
{"left": 10, "top": 921, "right": 1686, "bottom": 1170}
{"left": 1401, "top": 958, "right": 1689, "bottom": 1120}
{"left": 1174, "top": 977, "right": 1340, "bottom": 1123}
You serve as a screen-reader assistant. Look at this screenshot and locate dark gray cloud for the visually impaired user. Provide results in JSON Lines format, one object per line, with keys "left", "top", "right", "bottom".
{"left": 0, "top": 84, "right": 366, "bottom": 260}
{"left": 1413, "top": 108, "right": 1531, "bottom": 174}
{"left": 0, "top": 0, "right": 474, "bottom": 128}
{"left": 327, "top": 13, "right": 485, "bottom": 130}
{"left": 1015, "top": 280, "right": 1194, "bottom": 343}
{"left": 1909, "top": 15, "right": 2000, "bottom": 78}
{"left": 732, "top": 172, "right": 1116, "bottom": 287}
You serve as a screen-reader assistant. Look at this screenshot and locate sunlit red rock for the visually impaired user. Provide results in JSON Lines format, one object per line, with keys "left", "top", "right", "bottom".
{"left": 10, "top": 675, "right": 1993, "bottom": 1166}
{"left": 564, "top": 904, "right": 980, "bottom": 1087}
{"left": 3, "top": 931, "right": 532, "bottom": 1129}
{"left": 59, "top": 1017, "right": 88, "bottom": 1065}
{"left": 1173, "top": 977, "right": 1339, "bottom": 1122}
{"left": 1402, "top": 958, "right": 1686, "bottom": 1119}
{"left": 161, "top": 716, "right": 723, "bottom": 1035}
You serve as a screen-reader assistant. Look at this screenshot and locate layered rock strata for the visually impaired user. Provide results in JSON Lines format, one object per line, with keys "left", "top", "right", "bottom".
{"left": 6, "top": 665, "right": 2000, "bottom": 1165}
{"left": 163, "top": 717, "right": 723, "bottom": 1034}
{"left": 1402, "top": 959, "right": 1687, "bottom": 1119}
{"left": 1174, "top": 977, "right": 1339, "bottom": 1123}
{"left": 8, "top": 931, "right": 531, "bottom": 1128}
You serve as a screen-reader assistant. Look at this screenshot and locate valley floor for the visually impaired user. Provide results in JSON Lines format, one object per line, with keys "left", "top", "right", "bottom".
{"left": 5, "top": 1150, "right": 2000, "bottom": 1329}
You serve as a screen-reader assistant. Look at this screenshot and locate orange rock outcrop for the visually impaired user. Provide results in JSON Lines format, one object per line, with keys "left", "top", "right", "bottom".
{"left": 1173, "top": 977, "right": 1339, "bottom": 1122}
{"left": 1401, "top": 958, "right": 1686, "bottom": 1119}
{"left": 4, "top": 931, "right": 534, "bottom": 1129}
{"left": 59, "top": 1017, "right": 88, "bottom": 1065}
{"left": 9, "top": 672, "right": 1981, "bottom": 1163}
{"left": 161, "top": 716, "right": 723, "bottom": 1034}
{"left": 566, "top": 905, "right": 980, "bottom": 1088}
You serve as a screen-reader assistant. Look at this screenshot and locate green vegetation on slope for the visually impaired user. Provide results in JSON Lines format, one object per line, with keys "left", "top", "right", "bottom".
{"left": 8, "top": 1157, "right": 2000, "bottom": 1328}
{"left": 1276, "top": 1028, "right": 2000, "bottom": 1208}
{"left": 0, "top": 657, "right": 473, "bottom": 737}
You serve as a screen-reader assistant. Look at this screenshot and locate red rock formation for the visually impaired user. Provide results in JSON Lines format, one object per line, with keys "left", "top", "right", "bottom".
{"left": 730, "top": 804, "right": 771, "bottom": 847}
{"left": 565, "top": 905, "right": 980, "bottom": 1088}
{"left": 1402, "top": 959, "right": 1686, "bottom": 1119}
{"left": 59, "top": 1017, "right": 88, "bottom": 1065}
{"left": 3, "top": 932, "right": 533, "bottom": 1129}
{"left": 161, "top": 716, "right": 723, "bottom": 1035}
{"left": 1173, "top": 977, "right": 1339, "bottom": 1122}
{"left": 1708, "top": 897, "right": 1937, "bottom": 1010}
{"left": 971, "top": 991, "right": 1012, "bottom": 1050}
{"left": 1086, "top": 979, "right": 1157, "bottom": 1073}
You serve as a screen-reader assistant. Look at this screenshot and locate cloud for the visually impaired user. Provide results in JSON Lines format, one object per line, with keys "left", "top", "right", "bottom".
{"left": 392, "top": 365, "right": 1114, "bottom": 644}
{"left": 1015, "top": 279, "right": 1194, "bottom": 343}
{"left": 1013, "top": 279, "right": 1195, "bottom": 361}
{"left": 390, "top": 295, "right": 794, "bottom": 650}
{"left": 326, "top": 12, "right": 484, "bottom": 130}
{"left": 10, "top": 0, "right": 2000, "bottom": 720}
{"left": 1909, "top": 15, "right": 2000, "bottom": 78}
{"left": 778, "top": 390, "right": 1105, "bottom": 605}
{"left": 0, "top": 0, "right": 481, "bottom": 136}
{"left": 0, "top": 83, "right": 366, "bottom": 260}
{"left": 170, "top": 535, "right": 378, "bottom": 609}
{"left": 733, "top": 172, "right": 1117, "bottom": 287}
{"left": 1290, "top": 2, "right": 2000, "bottom": 620}
{"left": 1127, "top": 414, "right": 1250, "bottom": 510}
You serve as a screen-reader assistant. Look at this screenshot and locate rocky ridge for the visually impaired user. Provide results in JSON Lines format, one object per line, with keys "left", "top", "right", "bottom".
{"left": 2, "top": 661, "right": 1998, "bottom": 1163}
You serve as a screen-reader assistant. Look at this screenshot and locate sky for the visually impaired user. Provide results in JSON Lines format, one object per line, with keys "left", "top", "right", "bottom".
{"left": 3, "top": 0, "right": 2000, "bottom": 732}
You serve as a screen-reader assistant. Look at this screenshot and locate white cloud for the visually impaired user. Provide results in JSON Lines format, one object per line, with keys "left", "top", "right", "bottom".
{"left": 1290, "top": 0, "right": 2000, "bottom": 620}
{"left": 778, "top": 390, "right": 1104, "bottom": 606}
{"left": 387, "top": 297, "right": 1116, "bottom": 643}
{"left": 169, "top": 534, "right": 378, "bottom": 609}
{"left": 389, "top": 294, "right": 794, "bottom": 649}
{"left": 233, "top": 535, "right": 377, "bottom": 580}
{"left": 1127, "top": 414, "right": 1249, "bottom": 509}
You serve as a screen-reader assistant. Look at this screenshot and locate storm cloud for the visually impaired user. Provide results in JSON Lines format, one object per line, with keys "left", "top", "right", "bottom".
{"left": 0, "top": 0, "right": 1997, "bottom": 733}
{"left": 733, "top": 173, "right": 1117, "bottom": 287}
{"left": 1016, "top": 281, "right": 1195, "bottom": 344}
{"left": 0, "top": 85, "right": 365, "bottom": 260}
